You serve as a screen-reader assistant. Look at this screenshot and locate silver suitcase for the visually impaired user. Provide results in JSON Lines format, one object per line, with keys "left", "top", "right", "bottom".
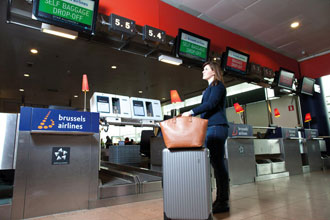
{"left": 163, "top": 148, "right": 212, "bottom": 220}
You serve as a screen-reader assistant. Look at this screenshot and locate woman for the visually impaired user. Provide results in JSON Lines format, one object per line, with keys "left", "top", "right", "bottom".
{"left": 182, "top": 61, "right": 229, "bottom": 213}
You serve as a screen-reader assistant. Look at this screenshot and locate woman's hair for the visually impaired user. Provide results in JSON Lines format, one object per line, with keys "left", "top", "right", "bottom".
{"left": 203, "top": 61, "right": 225, "bottom": 87}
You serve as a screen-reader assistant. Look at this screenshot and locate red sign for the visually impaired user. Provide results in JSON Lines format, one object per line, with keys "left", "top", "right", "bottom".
{"left": 227, "top": 56, "right": 247, "bottom": 71}
{"left": 288, "top": 105, "right": 294, "bottom": 111}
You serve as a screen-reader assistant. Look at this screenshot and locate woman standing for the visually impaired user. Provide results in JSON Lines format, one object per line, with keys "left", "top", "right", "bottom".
{"left": 182, "top": 61, "right": 229, "bottom": 213}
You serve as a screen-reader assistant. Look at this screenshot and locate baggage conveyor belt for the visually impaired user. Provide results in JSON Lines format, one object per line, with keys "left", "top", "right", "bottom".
{"left": 99, "top": 162, "right": 162, "bottom": 199}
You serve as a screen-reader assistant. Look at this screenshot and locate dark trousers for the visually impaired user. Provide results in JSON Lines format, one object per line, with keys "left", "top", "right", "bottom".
{"left": 205, "top": 125, "right": 229, "bottom": 202}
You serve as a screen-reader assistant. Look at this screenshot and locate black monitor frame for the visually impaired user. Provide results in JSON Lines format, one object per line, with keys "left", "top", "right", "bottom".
{"left": 275, "top": 68, "right": 295, "bottom": 91}
{"left": 32, "top": 0, "right": 99, "bottom": 34}
{"left": 299, "top": 77, "right": 315, "bottom": 96}
{"left": 175, "top": 28, "right": 210, "bottom": 64}
{"left": 222, "top": 47, "right": 250, "bottom": 75}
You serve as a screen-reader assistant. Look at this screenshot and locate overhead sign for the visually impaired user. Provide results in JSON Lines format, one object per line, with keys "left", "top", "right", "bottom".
{"left": 109, "top": 13, "right": 136, "bottom": 35}
{"left": 227, "top": 49, "right": 248, "bottom": 72}
{"left": 19, "top": 107, "right": 99, "bottom": 134}
{"left": 32, "top": 0, "right": 99, "bottom": 34}
{"left": 142, "top": 25, "right": 166, "bottom": 43}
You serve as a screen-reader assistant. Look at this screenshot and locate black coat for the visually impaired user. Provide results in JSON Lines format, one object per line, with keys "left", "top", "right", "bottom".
{"left": 192, "top": 82, "right": 228, "bottom": 127}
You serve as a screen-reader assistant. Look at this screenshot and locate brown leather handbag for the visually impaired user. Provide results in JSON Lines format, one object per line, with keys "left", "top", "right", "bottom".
{"left": 160, "top": 116, "right": 208, "bottom": 149}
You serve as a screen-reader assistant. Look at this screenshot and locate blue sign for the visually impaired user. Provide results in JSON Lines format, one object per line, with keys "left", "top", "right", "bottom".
{"left": 228, "top": 123, "right": 253, "bottom": 137}
{"left": 304, "top": 129, "right": 318, "bottom": 139}
{"left": 19, "top": 107, "right": 99, "bottom": 134}
{"left": 267, "top": 127, "right": 298, "bottom": 139}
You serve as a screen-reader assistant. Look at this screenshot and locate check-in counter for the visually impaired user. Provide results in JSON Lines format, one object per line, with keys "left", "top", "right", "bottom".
{"left": 319, "top": 139, "right": 330, "bottom": 170}
{"left": 11, "top": 107, "right": 99, "bottom": 220}
{"left": 226, "top": 124, "right": 256, "bottom": 185}
{"left": 267, "top": 127, "right": 302, "bottom": 175}
{"left": 303, "top": 129, "right": 322, "bottom": 171}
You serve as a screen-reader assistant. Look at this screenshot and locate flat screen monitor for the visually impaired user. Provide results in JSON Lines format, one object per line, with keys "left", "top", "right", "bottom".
{"left": 132, "top": 100, "right": 145, "bottom": 116}
{"left": 176, "top": 28, "right": 210, "bottom": 63}
{"left": 300, "top": 77, "right": 315, "bottom": 96}
{"left": 97, "top": 96, "right": 110, "bottom": 113}
{"left": 223, "top": 47, "right": 250, "bottom": 75}
{"left": 276, "top": 68, "right": 295, "bottom": 90}
{"left": 32, "top": 0, "right": 99, "bottom": 34}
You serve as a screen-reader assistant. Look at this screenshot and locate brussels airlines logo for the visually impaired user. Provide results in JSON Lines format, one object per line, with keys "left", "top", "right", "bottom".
{"left": 232, "top": 126, "right": 238, "bottom": 136}
{"left": 37, "top": 110, "right": 86, "bottom": 130}
{"left": 37, "top": 111, "right": 55, "bottom": 129}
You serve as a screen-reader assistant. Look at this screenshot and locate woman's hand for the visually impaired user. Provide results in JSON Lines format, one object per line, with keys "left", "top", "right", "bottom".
{"left": 182, "top": 112, "right": 192, "bottom": 117}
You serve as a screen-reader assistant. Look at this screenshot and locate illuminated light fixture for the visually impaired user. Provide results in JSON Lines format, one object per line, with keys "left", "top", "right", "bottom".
{"left": 24, "top": 73, "right": 30, "bottom": 77}
{"left": 158, "top": 55, "right": 182, "bottom": 65}
{"left": 19, "top": 88, "right": 24, "bottom": 92}
{"left": 290, "top": 22, "right": 300, "bottom": 28}
{"left": 41, "top": 23, "right": 78, "bottom": 40}
{"left": 82, "top": 74, "right": 89, "bottom": 111}
{"left": 111, "top": 66, "right": 117, "bottom": 69}
{"left": 274, "top": 108, "right": 281, "bottom": 118}
{"left": 138, "top": 90, "right": 143, "bottom": 94}
{"left": 162, "top": 97, "right": 166, "bottom": 100}
{"left": 30, "top": 49, "right": 38, "bottom": 54}
{"left": 304, "top": 113, "right": 312, "bottom": 122}
{"left": 170, "top": 90, "right": 182, "bottom": 103}
{"left": 74, "top": 95, "right": 78, "bottom": 98}
{"left": 233, "top": 103, "right": 244, "bottom": 113}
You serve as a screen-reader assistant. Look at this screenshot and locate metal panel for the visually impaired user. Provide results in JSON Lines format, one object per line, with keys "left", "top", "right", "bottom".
{"left": 163, "top": 148, "right": 212, "bottom": 220}
{"left": 150, "top": 137, "right": 165, "bottom": 166}
{"left": 282, "top": 139, "right": 303, "bottom": 175}
{"left": 0, "top": 203, "right": 11, "bottom": 220}
{"left": 0, "top": 113, "right": 18, "bottom": 170}
{"left": 305, "top": 140, "right": 322, "bottom": 172}
{"left": 319, "top": 140, "right": 326, "bottom": 152}
{"left": 254, "top": 139, "right": 281, "bottom": 155}
{"left": 11, "top": 132, "right": 99, "bottom": 219}
{"left": 254, "top": 139, "right": 271, "bottom": 155}
{"left": 227, "top": 139, "right": 256, "bottom": 185}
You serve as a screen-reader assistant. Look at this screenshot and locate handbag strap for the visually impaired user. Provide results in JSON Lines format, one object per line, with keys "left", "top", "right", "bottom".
{"left": 172, "top": 116, "right": 193, "bottom": 123}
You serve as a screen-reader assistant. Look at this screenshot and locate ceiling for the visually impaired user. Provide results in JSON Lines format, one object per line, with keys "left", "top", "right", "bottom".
{"left": 1, "top": 0, "right": 330, "bottom": 112}
{"left": 162, "top": 0, "right": 330, "bottom": 60}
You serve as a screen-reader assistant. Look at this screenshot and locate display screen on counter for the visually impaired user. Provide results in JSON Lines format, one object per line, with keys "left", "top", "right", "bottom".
{"left": 133, "top": 100, "right": 145, "bottom": 116}
{"left": 176, "top": 28, "right": 210, "bottom": 63}
{"left": 32, "top": 0, "right": 99, "bottom": 34}
{"left": 97, "top": 96, "right": 110, "bottom": 113}
{"left": 300, "top": 77, "right": 315, "bottom": 96}
{"left": 224, "top": 47, "right": 249, "bottom": 75}
{"left": 278, "top": 69, "right": 295, "bottom": 90}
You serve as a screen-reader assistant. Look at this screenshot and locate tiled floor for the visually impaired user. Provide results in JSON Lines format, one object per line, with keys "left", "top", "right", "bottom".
{"left": 29, "top": 170, "right": 330, "bottom": 220}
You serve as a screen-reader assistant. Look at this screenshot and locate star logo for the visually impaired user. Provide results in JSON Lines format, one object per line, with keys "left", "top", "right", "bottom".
{"left": 52, "top": 147, "right": 70, "bottom": 165}
{"left": 54, "top": 148, "right": 68, "bottom": 161}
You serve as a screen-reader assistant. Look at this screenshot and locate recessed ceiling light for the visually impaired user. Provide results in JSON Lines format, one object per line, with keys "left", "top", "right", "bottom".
{"left": 290, "top": 22, "right": 299, "bottom": 28}
{"left": 24, "top": 73, "right": 30, "bottom": 77}
{"left": 19, "top": 88, "right": 24, "bottom": 92}
{"left": 30, "top": 49, "right": 38, "bottom": 54}
{"left": 74, "top": 95, "right": 78, "bottom": 98}
{"left": 111, "top": 65, "right": 117, "bottom": 69}
{"left": 138, "top": 90, "right": 143, "bottom": 94}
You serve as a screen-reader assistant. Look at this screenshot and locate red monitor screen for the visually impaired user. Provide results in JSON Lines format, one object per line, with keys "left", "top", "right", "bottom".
{"left": 277, "top": 69, "right": 295, "bottom": 90}
{"left": 300, "top": 77, "right": 315, "bottom": 96}
{"left": 224, "top": 47, "right": 249, "bottom": 75}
